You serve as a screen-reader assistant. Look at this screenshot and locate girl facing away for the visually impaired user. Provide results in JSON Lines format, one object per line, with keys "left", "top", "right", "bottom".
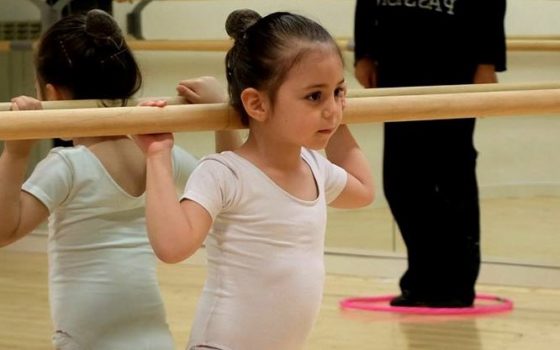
{"left": 135, "top": 9, "right": 375, "bottom": 350}
{"left": 0, "top": 9, "right": 233, "bottom": 350}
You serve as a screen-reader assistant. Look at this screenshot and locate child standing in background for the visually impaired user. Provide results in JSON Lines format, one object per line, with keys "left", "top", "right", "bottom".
{"left": 134, "top": 9, "right": 374, "bottom": 350}
{"left": 0, "top": 9, "right": 232, "bottom": 349}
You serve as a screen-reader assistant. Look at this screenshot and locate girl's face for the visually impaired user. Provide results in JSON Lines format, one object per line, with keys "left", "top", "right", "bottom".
{"left": 267, "top": 45, "right": 346, "bottom": 150}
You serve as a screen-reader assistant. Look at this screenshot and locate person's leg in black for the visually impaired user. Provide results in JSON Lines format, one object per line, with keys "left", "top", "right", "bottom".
{"left": 432, "top": 118, "right": 480, "bottom": 306}
{"left": 384, "top": 120, "right": 442, "bottom": 306}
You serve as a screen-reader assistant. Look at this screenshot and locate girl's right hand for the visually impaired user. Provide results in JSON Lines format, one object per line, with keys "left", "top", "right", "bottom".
{"left": 132, "top": 132, "right": 175, "bottom": 156}
{"left": 5, "top": 96, "right": 43, "bottom": 157}
{"left": 133, "top": 99, "right": 174, "bottom": 156}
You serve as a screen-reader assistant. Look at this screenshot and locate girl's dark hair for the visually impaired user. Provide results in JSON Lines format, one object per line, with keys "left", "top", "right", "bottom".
{"left": 35, "top": 9, "right": 141, "bottom": 106}
{"left": 225, "top": 9, "right": 342, "bottom": 125}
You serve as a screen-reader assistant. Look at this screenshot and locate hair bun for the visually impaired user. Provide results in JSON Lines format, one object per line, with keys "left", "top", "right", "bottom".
{"left": 225, "top": 9, "right": 261, "bottom": 40}
{"left": 85, "top": 9, "right": 121, "bottom": 39}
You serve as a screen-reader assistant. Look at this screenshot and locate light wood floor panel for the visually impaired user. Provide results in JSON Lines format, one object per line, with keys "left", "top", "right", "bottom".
{"left": 1, "top": 251, "right": 560, "bottom": 349}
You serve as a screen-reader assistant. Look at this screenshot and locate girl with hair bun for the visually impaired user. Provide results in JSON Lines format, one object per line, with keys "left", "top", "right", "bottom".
{"left": 0, "top": 9, "right": 230, "bottom": 349}
{"left": 135, "top": 9, "right": 374, "bottom": 350}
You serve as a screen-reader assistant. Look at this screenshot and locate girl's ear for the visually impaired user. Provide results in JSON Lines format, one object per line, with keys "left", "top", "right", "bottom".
{"left": 44, "top": 83, "right": 72, "bottom": 101}
{"left": 240, "top": 88, "right": 269, "bottom": 122}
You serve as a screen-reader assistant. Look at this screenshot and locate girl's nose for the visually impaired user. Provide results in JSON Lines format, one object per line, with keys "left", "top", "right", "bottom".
{"left": 322, "top": 95, "right": 340, "bottom": 118}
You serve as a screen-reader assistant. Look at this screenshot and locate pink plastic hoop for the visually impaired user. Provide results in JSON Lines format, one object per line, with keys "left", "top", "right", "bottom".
{"left": 339, "top": 294, "right": 513, "bottom": 315}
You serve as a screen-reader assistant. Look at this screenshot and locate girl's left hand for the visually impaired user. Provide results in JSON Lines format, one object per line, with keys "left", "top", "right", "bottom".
{"left": 5, "top": 96, "right": 43, "bottom": 156}
{"left": 138, "top": 99, "right": 167, "bottom": 108}
{"left": 177, "top": 76, "right": 226, "bottom": 104}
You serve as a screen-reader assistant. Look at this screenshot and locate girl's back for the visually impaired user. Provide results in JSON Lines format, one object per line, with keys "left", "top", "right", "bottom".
{"left": 0, "top": 9, "right": 200, "bottom": 349}
{"left": 87, "top": 136, "right": 147, "bottom": 196}
{"left": 27, "top": 140, "right": 194, "bottom": 349}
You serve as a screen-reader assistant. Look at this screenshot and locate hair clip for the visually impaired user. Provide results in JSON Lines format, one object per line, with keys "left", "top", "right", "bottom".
{"left": 59, "top": 39, "right": 73, "bottom": 67}
{"left": 99, "top": 48, "right": 127, "bottom": 64}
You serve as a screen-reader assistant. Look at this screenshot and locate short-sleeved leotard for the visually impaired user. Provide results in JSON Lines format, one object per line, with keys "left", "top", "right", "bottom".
{"left": 183, "top": 149, "right": 347, "bottom": 350}
{"left": 22, "top": 145, "right": 197, "bottom": 350}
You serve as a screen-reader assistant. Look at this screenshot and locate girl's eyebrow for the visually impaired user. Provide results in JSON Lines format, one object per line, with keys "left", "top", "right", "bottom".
{"left": 305, "top": 78, "right": 346, "bottom": 89}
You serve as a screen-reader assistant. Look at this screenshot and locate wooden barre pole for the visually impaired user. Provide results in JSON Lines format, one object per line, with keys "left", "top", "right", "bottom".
{"left": 1, "top": 89, "right": 560, "bottom": 140}
{"left": 509, "top": 35, "right": 560, "bottom": 41}
{"left": 0, "top": 39, "right": 350, "bottom": 52}
{"left": 5, "top": 38, "right": 560, "bottom": 52}
{"left": 347, "top": 82, "right": 560, "bottom": 98}
{"left": 0, "top": 96, "right": 187, "bottom": 112}
{"left": 3, "top": 82, "right": 560, "bottom": 112}
{"left": 116, "top": 39, "right": 560, "bottom": 53}
{"left": 507, "top": 39, "right": 560, "bottom": 52}
{"left": 127, "top": 39, "right": 232, "bottom": 51}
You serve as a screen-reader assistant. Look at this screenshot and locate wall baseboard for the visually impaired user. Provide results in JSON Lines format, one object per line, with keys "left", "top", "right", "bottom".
{"left": 323, "top": 248, "right": 560, "bottom": 290}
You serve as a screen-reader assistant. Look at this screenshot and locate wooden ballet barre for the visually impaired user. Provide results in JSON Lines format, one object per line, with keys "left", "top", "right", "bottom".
{"left": 2, "top": 82, "right": 560, "bottom": 112}
{"left": 127, "top": 39, "right": 232, "bottom": 52}
{"left": 5, "top": 38, "right": 560, "bottom": 52}
{"left": 0, "top": 96, "right": 187, "bottom": 112}
{"left": 126, "top": 39, "right": 354, "bottom": 52}
{"left": 507, "top": 39, "right": 560, "bottom": 52}
{"left": 1, "top": 82, "right": 560, "bottom": 112}
{"left": 126, "top": 39, "right": 560, "bottom": 53}
{"left": 1, "top": 88, "right": 560, "bottom": 140}
{"left": 346, "top": 82, "right": 560, "bottom": 98}
{"left": 508, "top": 35, "right": 560, "bottom": 41}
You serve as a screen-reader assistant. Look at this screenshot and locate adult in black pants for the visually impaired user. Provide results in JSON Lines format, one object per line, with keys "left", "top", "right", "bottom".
{"left": 354, "top": 0, "right": 507, "bottom": 307}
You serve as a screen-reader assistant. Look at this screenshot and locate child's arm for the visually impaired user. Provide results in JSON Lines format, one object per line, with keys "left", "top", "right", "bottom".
{"left": 0, "top": 96, "right": 49, "bottom": 246}
{"left": 134, "top": 133, "right": 213, "bottom": 263}
{"left": 176, "top": 76, "right": 243, "bottom": 153}
{"left": 325, "top": 124, "right": 375, "bottom": 209}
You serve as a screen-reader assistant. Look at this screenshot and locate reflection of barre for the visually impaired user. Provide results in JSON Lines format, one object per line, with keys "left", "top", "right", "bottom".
{"left": 4, "top": 39, "right": 560, "bottom": 52}
{"left": 508, "top": 35, "right": 560, "bottom": 41}
{"left": 94, "top": 39, "right": 560, "bottom": 53}
{"left": 128, "top": 39, "right": 232, "bottom": 51}
{"left": 1, "top": 89, "right": 560, "bottom": 140}
{"left": 2, "top": 82, "right": 560, "bottom": 112}
{"left": 0, "top": 96, "right": 187, "bottom": 112}
{"left": 127, "top": 39, "right": 352, "bottom": 51}
{"left": 506, "top": 39, "right": 560, "bottom": 52}
{"left": 346, "top": 82, "right": 560, "bottom": 98}
{"left": 0, "top": 39, "right": 346, "bottom": 52}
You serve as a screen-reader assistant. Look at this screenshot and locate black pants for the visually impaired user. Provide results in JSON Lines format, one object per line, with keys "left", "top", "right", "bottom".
{"left": 47, "top": 0, "right": 113, "bottom": 15}
{"left": 383, "top": 118, "right": 480, "bottom": 304}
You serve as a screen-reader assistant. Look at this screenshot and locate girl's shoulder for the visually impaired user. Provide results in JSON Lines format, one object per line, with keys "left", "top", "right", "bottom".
{"left": 193, "top": 151, "right": 248, "bottom": 183}
{"left": 44, "top": 145, "right": 91, "bottom": 164}
{"left": 199, "top": 151, "right": 242, "bottom": 169}
{"left": 301, "top": 148, "right": 331, "bottom": 169}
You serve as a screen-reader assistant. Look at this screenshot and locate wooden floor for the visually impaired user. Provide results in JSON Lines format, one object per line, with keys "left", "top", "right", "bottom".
{"left": 1, "top": 251, "right": 560, "bottom": 350}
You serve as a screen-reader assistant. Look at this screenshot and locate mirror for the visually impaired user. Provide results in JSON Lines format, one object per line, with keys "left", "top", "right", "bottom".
{"left": 1, "top": 0, "right": 559, "bottom": 281}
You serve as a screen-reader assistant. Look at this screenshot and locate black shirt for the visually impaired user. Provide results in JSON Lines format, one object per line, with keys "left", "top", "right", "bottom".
{"left": 354, "top": 0, "right": 507, "bottom": 87}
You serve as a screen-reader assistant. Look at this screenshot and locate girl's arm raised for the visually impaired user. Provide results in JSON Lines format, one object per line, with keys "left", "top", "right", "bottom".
{"left": 0, "top": 97, "right": 49, "bottom": 246}
{"left": 135, "top": 133, "right": 212, "bottom": 263}
{"left": 325, "top": 125, "right": 374, "bottom": 208}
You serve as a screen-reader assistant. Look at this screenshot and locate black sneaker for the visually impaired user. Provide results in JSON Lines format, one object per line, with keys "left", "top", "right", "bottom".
{"left": 390, "top": 294, "right": 428, "bottom": 307}
{"left": 390, "top": 294, "right": 473, "bottom": 308}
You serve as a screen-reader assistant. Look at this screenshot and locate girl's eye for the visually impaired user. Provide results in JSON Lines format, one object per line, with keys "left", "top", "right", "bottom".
{"left": 306, "top": 92, "right": 322, "bottom": 101}
{"left": 335, "top": 87, "right": 346, "bottom": 98}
